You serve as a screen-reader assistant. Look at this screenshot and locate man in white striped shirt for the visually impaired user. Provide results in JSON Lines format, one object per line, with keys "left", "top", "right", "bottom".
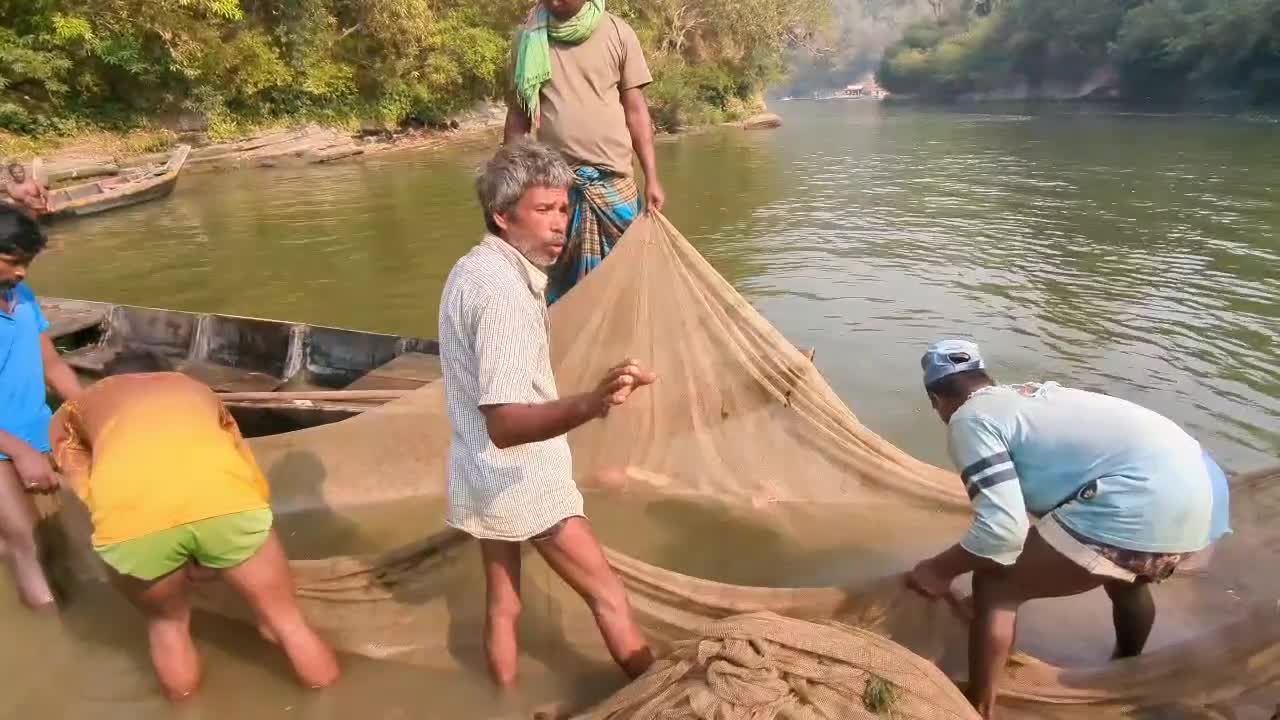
{"left": 438, "top": 141, "right": 656, "bottom": 688}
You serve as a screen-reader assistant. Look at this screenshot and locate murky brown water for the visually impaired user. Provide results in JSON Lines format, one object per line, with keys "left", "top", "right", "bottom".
{"left": 10, "top": 487, "right": 1269, "bottom": 719}
{"left": 6, "top": 102, "right": 1279, "bottom": 717}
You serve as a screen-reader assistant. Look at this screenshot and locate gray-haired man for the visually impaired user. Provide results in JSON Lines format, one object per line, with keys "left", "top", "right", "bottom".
{"left": 438, "top": 140, "right": 655, "bottom": 687}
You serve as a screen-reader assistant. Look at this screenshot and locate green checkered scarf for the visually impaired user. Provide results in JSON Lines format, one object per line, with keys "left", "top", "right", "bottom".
{"left": 513, "top": 0, "right": 605, "bottom": 123}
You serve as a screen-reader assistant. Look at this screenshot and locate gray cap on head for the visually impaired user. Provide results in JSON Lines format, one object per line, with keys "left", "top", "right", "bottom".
{"left": 921, "top": 338, "right": 985, "bottom": 387}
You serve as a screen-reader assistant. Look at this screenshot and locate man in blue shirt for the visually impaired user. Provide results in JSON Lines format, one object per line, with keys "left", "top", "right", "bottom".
{"left": 0, "top": 206, "right": 82, "bottom": 608}
{"left": 907, "top": 339, "right": 1230, "bottom": 719}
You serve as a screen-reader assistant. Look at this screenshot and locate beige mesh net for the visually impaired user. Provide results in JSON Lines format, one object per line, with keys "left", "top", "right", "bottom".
{"left": 577, "top": 612, "right": 979, "bottom": 720}
{"left": 50, "top": 214, "right": 1280, "bottom": 718}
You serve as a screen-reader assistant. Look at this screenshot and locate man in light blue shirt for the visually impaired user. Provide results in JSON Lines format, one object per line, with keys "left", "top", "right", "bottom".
{"left": 0, "top": 206, "right": 82, "bottom": 608}
{"left": 906, "top": 339, "right": 1230, "bottom": 719}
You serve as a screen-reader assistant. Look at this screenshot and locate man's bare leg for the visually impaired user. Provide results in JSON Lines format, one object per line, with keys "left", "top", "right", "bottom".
{"left": 533, "top": 517, "right": 653, "bottom": 679}
{"left": 479, "top": 539, "right": 523, "bottom": 687}
{"left": 968, "top": 530, "right": 1105, "bottom": 719}
{"left": 1104, "top": 579, "right": 1155, "bottom": 659}
{"left": 220, "top": 531, "right": 339, "bottom": 689}
{"left": 110, "top": 565, "right": 202, "bottom": 700}
{"left": 0, "top": 461, "right": 54, "bottom": 608}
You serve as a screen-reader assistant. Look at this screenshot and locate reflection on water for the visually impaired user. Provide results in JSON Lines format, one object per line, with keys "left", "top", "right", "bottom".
{"left": 10, "top": 102, "right": 1280, "bottom": 716}
{"left": 689, "top": 105, "right": 1279, "bottom": 472}
{"left": 32, "top": 105, "right": 1278, "bottom": 472}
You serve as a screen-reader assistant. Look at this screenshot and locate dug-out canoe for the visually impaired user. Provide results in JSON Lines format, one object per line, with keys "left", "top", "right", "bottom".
{"left": 40, "top": 145, "right": 191, "bottom": 223}
{"left": 41, "top": 297, "right": 440, "bottom": 437}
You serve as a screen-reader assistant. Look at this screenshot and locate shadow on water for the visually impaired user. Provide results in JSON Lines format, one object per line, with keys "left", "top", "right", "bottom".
{"left": 265, "top": 450, "right": 368, "bottom": 559}
{"left": 586, "top": 491, "right": 921, "bottom": 588}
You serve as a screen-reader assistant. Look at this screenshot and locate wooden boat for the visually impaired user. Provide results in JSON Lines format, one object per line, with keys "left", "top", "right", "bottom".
{"left": 41, "top": 297, "right": 440, "bottom": 437}
{"left": 40, "top": 145, "right": 191, "bottom": 223}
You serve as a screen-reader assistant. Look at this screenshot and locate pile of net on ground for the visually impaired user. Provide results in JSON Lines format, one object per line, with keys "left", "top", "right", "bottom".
{"left": 578, "top": 611, "right": 977, "bottom": 720}
{"left": 51, "top": 214, "right": 1280, "bottom": 718}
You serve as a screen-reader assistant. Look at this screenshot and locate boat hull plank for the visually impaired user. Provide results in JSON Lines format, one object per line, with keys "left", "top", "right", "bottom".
{"left": 179, "top": 360, "right": 285, "bottom": 393}
{"left": 344, "top": 352, "right": 442, "bottom": 391}
{"left": 41, "top": 298, "right": 111, "bottom": 339}
{"left": 39, "top": 297, "right": 440, "bottom": 437}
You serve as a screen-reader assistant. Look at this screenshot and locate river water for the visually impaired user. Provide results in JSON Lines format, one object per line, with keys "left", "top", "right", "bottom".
{"left": 9, "top": 101, "right": 1279, "bottom": 717}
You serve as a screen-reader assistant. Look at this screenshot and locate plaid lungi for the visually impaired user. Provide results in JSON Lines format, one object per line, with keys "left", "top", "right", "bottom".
{"left": 546, "top": 166, "right": 640, "bottom": 305}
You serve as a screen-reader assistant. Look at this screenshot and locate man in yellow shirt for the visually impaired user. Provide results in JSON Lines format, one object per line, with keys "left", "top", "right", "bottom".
{"left": 48, "top": 351, "right": 339, "bottom": 700}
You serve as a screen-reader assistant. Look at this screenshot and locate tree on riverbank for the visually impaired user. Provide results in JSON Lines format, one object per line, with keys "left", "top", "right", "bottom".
{"left": 877, "top": 0, "right": 1280, "bottom": 104}
{"left": 0, "top": 0, "right": 830, "bottom": 145}
{"left": 782, "top": 0, "right": 934, "bottom": 97}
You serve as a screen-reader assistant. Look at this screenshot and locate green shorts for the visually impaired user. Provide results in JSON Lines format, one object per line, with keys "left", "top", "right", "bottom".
{"left": 94, "top": 509, "right": 274, "bottom": 581}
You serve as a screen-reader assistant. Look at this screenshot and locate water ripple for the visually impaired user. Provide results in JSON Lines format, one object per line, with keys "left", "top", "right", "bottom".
{"left": 33, "top": 103, "right": 1280, "bottom": 471}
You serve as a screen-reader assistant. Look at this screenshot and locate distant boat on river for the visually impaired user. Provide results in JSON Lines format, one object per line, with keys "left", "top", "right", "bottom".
{"left": 40, "top": 144, "right": 191, "bottom": 223}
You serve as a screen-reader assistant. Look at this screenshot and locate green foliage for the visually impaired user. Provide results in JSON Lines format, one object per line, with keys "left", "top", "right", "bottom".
{"left": 1114, "top": 0, "right": 1280, "bottom": 102}
{"left": 647, "top": 60, "right": 743, "bottom": 130}
{"left": 878, "top": 0, "right": 1280, "bottom": 104}
{"left": 49, "top": 14, "right": 93, "bottom": 44}
{"left": 636, "top": 0, "right": 828, "bottom": 124}
{"left": 782, "top": 1, "right": 935, "bottom": 97}
{"left": 1, "top": 0, "right": 833, "bottom": 141}
{"left": 902, "top": 22, "right": 945, "bottom": 51}
{"left": 880, "top": 15, "right": 1003, "bottom": 97}
{"left": 0, "top": 27, "right": 72, "bottom": 98}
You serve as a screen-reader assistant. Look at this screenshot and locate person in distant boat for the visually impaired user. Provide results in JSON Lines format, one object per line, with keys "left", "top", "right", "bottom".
{"left": 439, "top": 140, "right": 657, "bottom": 688}
{"left": 906, "top": 339, "right": 1231, "bottom": 719}
{"left": 48, "top": 351, "right": 339, "bottom": 700}
{"left": 0, "top": 205, "right": 82, "bottom": 608}
{"left": 4, "top": 163, "right": 51, "bottom": 214}
{"left": 503, "top": 0, "right": 664, "bottom": 304}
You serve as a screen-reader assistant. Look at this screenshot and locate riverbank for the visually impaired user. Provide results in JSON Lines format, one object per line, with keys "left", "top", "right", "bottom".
{"left": 876, "top": 94, "right": 1280, "bottom": 123}
{"left": 877, "top": 2, "right": 1280, "bottom": 110}
{"left": 7, "top": 102, "right": 510, "bottom": 182}
{"left": 10, "top": 106, "right": 785, "bottom": 183}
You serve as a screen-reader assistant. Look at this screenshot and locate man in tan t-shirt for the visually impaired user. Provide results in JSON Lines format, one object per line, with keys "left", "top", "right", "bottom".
{"left": 504, "top": 0, "right": 664, "bottom": 304}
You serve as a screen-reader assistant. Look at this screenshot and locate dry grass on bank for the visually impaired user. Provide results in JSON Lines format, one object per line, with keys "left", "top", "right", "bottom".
{"left": 0, "top": 129, "right": 177, "bottom": 162}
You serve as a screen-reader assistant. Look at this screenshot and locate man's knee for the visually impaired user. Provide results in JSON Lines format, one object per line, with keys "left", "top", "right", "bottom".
{"left": 487, "top": 590, "right": 522, "bottom": 625}
{"left": 972, "top": 569, "right": 1011, "bottom": 602}
{"left": 971, "top": 568, "right": 1029, "bottom": 614}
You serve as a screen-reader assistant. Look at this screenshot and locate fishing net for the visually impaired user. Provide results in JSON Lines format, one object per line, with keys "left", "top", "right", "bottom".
{"left": 577, "top": 612, "right": 978, "bottom": 720}
{"left": 50, "top": 214, "right": 1280, "bottom": 718}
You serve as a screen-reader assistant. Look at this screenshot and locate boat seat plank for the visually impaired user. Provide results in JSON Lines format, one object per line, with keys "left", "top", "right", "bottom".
{"left": 275, "top": 374, "right": 337, "bottom": 393}
{"left": 177, "top": 361, "right": 283, "bottom": 393}
{"left": 344, "top": 352, "right": 442, "bottom": 391}
{"left": 39, "top": 299, "right": 111, "bottom": 339}
{"left": 62, "top": 344, "right": 119, "bottom": 373}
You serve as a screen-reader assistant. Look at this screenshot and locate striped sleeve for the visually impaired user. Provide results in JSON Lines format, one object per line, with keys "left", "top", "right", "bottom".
{"left": 948, "top": 416, "right": 1030, "bottom": 565}
{"left": 470, "top": 283, "right": 540, "bottom": 408}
